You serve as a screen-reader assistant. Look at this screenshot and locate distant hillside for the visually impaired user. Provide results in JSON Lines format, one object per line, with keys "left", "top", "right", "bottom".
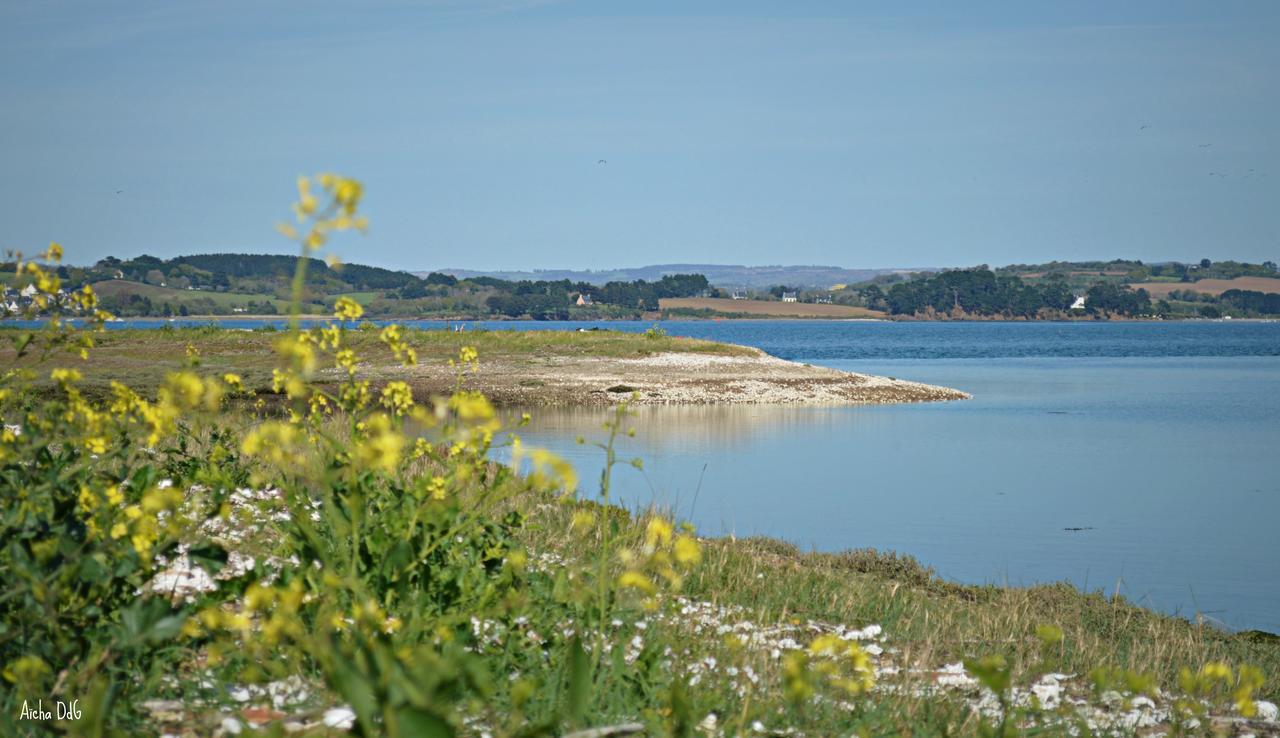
{"left": 420, "top": 264, "right": 931, "bottom": 289}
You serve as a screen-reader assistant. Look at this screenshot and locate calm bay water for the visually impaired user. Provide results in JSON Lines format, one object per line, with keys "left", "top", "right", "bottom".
{"left": 486, "top": 321, "right": 1279, "bottom": 632}
{"left": 21, "top": 318, "right": 1279, "bottom": 629}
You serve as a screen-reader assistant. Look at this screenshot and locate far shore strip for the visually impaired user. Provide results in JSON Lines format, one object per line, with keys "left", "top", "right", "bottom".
{"left": 362, "top": 348, "right": 970, "bottom": 406}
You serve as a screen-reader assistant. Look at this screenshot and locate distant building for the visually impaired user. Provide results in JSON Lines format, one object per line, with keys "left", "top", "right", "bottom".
{"left": 575, "top": 293, "right": 593, "bottom": 306}
{"left": 730, "top": 290, "right": 748, "bottom": 300}
{"left": 1070, "top": 295, "right": 1087, "bottom": 310}
{"left": 781, "top": 292, "right": 798, "bottom": 303}
{"left": 814, "top": 293, "right": 833, "bottom": 304}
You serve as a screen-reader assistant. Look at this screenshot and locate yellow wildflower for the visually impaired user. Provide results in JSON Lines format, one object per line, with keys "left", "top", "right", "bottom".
{"left": 570, "top": 510, "right": 596, "bottom": 531}
{"left": 618, "top": 570, "right": 656, "bottom": 594}
{"left": 353, "top": 414, "right": 404, "bottom": 473}
{"left": 644, "top": 517, "right": 673, "bottom": 550}
{"left": 50, "top": 368, "right": 82, "bottom": 385}
{"left": 380, "top": 381, "right": 414, "bottom": 416}
{"left": 333, "top": 296, "right": 364, "bottom": 321}
{"left": 673, "top": 535, "right": 702, "bottom": 565}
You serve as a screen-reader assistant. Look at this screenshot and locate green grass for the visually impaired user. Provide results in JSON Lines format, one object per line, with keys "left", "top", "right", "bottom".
{"left": 90, "top": 279, "right": 294, "bottom": 313}
{"left": 329, "top": 290, "right": 380, "bottom": 306}
{"left": 517, "top": 497, "right": 1280, "bottom": 719}
{"left": 0, "top": 325, "right": 755, "bottom": 398}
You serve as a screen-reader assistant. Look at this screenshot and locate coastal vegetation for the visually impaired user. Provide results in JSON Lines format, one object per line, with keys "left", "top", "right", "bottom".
{"left": 0, "top": 253, "right": 709, "bottom": 321}
{"left": 838, "top": 263, "right": 1280, "bottom": 320}
{"left": 658, "top": 297, "right": 884, "bottom": 319}
{"left": 0, "top": 326, "right": 754, "bottom": 405}
{"left": 6, "top": 253, "right": 1278, "bottom": 323}
{"left": 0, "top": 325, "right": 964, "bottom": 408}
{"left": 2, "top": 177, "right": 1276, "bottom": 736}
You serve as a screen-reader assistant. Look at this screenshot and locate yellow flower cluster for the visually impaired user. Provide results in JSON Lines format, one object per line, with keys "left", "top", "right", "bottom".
{"left": 379, "top": 324, "right": 417, "bottom": 366}
{"left": 0, "top": 425, "right": 18, "bottom": 465}
{"left": 2, "top": 655, "right": 51, "bottom": 686}
{"left": 75, "top": 484, "right": 125, "bottom": 539}
{"left": 107, "top": 381, "right": 176, "bottom": 447}
{"left": 782, "top": 635, "right": 876, "bottom": 704}
{"left": 380, "top": 381, "right": 414, "bottom": 416}
{"left": 339, "top": 380, "right": 371, "bottom": 412}
{"left": 506, "top": 437, "right": 577, "bottom": 496}
{"left": 275, "top": 333, "right": 319, "bottom": 372}
{"left": 44, "top": 367, "right": 115, "bottom": 454}
{"left": 353, "top": 413, "right": 405, "bottom": 473}
{"left": 335, "top": 348, "right": 358, "bottom": 375}
{"left": 248, "top": 580, "right": 306, "bottom": 646}
{"left": 332, "top": 295, "right": 363, "bottom": 321}
{"left": 334, "top": 296, "right": 364, "bottom": 322}
{"left": 110, "top": 485, "right": 183, "bottom": 560}
{"left": 424, "top": 475, "right": 448, "bottom": 500}
{"left": 7, "top": 246, "right": 111, "bottom": 342}
{"left": 241, "top": 421, "right": 302, "bottom": 466}
{"left": 615, "top": 517, "right": 703, "bottom": 609}
{"left": 284, "top": 175, "right": 368, "bottom": 253}
{"left": 186, "top": 606, "right": 252, "bottom": 640}
{"left": 1177, "top": 662, "right": 1265, "bottom": 717}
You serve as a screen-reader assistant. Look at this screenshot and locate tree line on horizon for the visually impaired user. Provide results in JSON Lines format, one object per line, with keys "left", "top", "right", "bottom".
{"left": 4, "top": 252, "right": 1277, "bottom": 320}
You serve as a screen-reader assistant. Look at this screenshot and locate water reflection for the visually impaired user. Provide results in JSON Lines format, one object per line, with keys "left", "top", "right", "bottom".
{"left": 506, "top": 404, "right": 858, "bottom": 454}
{"left": 498, "top": 357, "right": 1280, "bottom": 633}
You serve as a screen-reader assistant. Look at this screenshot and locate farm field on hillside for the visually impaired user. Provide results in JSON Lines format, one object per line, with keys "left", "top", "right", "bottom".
{"left": 89, "top": 279, "right": 294, "bottom": 312}
{"left": 1132, "top": 276, "right": 1280, "bottom": 297}
{"left": 661, "top": 296, "right": 885, "bottom": 318}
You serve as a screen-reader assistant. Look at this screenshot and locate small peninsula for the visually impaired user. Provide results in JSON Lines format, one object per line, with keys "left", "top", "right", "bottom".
{"left": 7, "top": 327, "right": 969, "bottom": 406}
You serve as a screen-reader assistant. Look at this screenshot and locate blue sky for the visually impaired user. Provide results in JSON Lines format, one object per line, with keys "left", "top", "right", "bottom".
{"left": 1, "top": 1, "right": 1276, "bottom": 272}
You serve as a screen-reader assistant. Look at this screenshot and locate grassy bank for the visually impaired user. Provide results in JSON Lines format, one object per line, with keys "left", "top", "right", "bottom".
{"left": 0, "top": 325, "right": 754, "bottom": 400}
{"left": 510, "top": 490, "right": 1280, "bottom": 734}
{"left": 1, "top": 326, "right": 968, "bottom": 407}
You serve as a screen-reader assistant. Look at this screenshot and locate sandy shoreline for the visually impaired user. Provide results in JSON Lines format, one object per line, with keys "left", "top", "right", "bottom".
{"left": 358, "top": 346, "right": 970, "bottom": 406}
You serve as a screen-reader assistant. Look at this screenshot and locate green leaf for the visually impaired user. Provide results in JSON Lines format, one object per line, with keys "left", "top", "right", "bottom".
{"left": 965, "top": 655, "right": 1011, "bottom": 695}
{"left": 564, "top": 636, "right": 591, "bottom": 725}
{"left": 392, "top": 705, "right": 453, "bottom": 738}
{"left": 668, "top": 675, "right": 694, "bottom": 738}
{"left": 119, "top": 599, "right": 185, "bottom": 645}
{"left": 187, "top": 542, "right": 229, "bottom": 575}
{"left": 323, "top": 639, "right": 380, "bottom": 732}
{"left": 12, "top": 331, "right": 33, "bottom": 357}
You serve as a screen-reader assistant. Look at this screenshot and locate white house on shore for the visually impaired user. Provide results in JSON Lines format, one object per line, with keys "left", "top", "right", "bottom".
{"left": 781, "top": 292, "right": 798, "bottom": 303}
{"left": 1070, "top": 295, "right": 1087, "bottom": 310}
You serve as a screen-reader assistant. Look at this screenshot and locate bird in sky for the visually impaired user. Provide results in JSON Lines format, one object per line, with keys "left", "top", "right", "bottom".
{"left": 115, "top": 190, "right": 123, "bottom": 194}
{"left": 597, "top": 159, "right": 607, "bottom": 164}
{"left": 1139, "top": 125, "right": 1150, "bottom": 130}
{"left": 1198, "top": 143, "right": 1213, "bottom": 148}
